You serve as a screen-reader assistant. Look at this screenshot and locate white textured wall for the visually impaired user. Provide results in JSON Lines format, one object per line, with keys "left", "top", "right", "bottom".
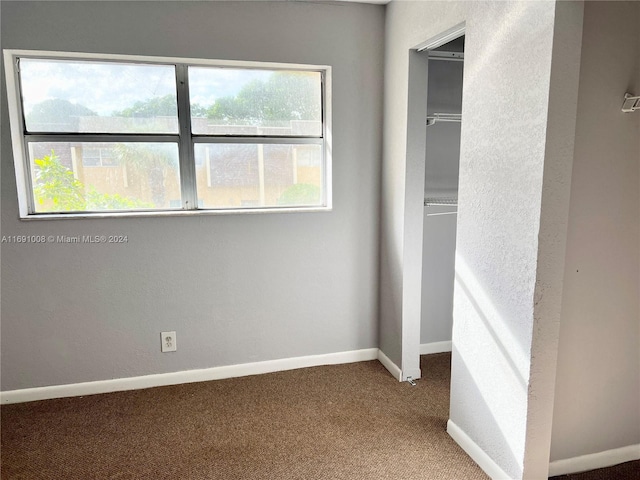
{"left": 381, "top": 2, "right": 583, "bottom": 478}
{"left": 450, "top": 4, "right": 556, "bottom": 476}
{"left": 551, "top": 0, "right": 640, "bottom": 462}
{"left": 0, "top": 1, "right": 385, "bottom": 391}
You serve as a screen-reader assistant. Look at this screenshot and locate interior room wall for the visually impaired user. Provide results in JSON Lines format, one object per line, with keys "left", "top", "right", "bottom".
{"left": 381, "top": 2, "right": 583, "bottom": 478}
{"left": 551, "top": 0, "right": 640, "bottom": 462}
{"left": 0, "top": 1, "right": 385, "bottom": 391}
{"left": 420, "top": 210, "right": 457, "bottom": 346}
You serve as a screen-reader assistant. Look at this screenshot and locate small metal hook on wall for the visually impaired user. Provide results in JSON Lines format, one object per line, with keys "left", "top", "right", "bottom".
{"left": 621, "top": 93, "right": 640, "bottom": 113}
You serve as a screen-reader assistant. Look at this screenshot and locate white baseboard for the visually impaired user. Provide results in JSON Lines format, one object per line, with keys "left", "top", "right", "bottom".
{"left": 447, "top": 419, "right": 511, "bottom": 480}
{"left": 548, "top": 444, "right": 640, "bottom": 477}
{"left": 0, "top": 347, "right": 379, "bottom": 405}
{"left": 420, "top": 340, "right": 452, "bottom": 355}
{"left": 377, "top": 349, "right": 403, "bottom": 381}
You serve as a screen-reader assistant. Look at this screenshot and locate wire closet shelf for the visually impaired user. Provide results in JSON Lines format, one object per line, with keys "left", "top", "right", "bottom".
{"left": 426, "top": 113, "right": 461, "bottom": 126}
{"left": 424, "top": 197, "right": 458, "bottom": 216}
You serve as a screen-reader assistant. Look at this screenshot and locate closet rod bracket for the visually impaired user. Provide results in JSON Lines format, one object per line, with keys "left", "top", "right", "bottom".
{"left": 622, "top": 93, "right": 639, "bottom": 113}
{"left": 426, "top": 112, "right": 462, "bottom": 126}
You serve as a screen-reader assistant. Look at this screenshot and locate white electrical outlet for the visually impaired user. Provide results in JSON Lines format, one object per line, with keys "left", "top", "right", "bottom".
{"left": 161, "top": 331, "right": 177, "bottom": 352}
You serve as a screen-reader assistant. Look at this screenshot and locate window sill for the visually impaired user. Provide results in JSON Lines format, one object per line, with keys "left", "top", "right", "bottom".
{"left": 19, "top": 205, "right": 332, "bottom": 221}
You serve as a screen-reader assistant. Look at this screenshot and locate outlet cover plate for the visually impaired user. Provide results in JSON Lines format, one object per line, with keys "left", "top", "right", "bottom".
{"left": 161, "top": 331, "right": 177, "bottom": 352}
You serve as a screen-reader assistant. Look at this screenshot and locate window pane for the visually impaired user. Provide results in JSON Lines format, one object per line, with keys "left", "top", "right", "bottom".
{"left": 20, "top": 59, "right": 178, "bottom": 134}
{"left": 28, "top": 142, "right": 180, "bottom": 212}
{"left": 189, "top": 68, "right": 322, "bottom": 136}
{"left": 194, "top": 143, "right": 323, "bottom": 208}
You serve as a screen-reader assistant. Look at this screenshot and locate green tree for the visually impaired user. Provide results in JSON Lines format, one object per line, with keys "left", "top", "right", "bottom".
{"left": 207, "top": 72, "right": 320, "bottom": 125}
{"left": 33, "top": 151, "right": 86, "bottom": 210}
{"left": 277, "top": 184, "right": 321, "bottom": 206}
{"left": 112, "top": 143, "right": 178, "bottom": 206}
{"left": 76, "top": 96, "right": 187, "bottom": 206}
{"left": 33, "top": 151, "right": 152, "bottom": 212}
{"left": 116, "top": 95, "right": 177, "bottom": 117}
{"left": 26, "top": 99, "right": 97, "bottom": 131}
{"left": 115, "top": 94, "right": 207, "bottom": 118}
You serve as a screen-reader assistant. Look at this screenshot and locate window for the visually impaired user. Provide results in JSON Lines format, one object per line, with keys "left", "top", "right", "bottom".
{"left": 81, "top": 147, "right": 118, "bottom": 167}
{"left": 4, "top": 50, "right": 331, "bottom": 218}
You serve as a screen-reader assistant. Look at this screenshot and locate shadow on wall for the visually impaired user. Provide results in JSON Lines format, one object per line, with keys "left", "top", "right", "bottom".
{"left": 451, "top": 254, "right": 532, "bottom": 478}
{"left": 454, "top": 254, "right": 529, "bottom": 388}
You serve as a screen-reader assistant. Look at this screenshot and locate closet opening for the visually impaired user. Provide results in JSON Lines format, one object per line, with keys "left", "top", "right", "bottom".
{"left": 420, "top": 35, "right": 464, "bottom": 359}
{"left": 400, "top": 25, "right": 465, "bottom": 383}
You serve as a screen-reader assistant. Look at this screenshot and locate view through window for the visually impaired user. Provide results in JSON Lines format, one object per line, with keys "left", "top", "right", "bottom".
{"left": 8, "top": 53, "right": 328, "bottom": 216}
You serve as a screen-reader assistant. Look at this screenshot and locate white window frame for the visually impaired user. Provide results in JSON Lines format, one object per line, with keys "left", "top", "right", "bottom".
{"left": 4, "top": 49, "right": 332, "bottom": 219}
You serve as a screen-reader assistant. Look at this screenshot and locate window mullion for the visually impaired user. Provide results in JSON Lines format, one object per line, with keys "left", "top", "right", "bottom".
{"left": 175, "top": 64, "right": 197, "bottom": 210}
{"left": 24, "top": 134, "right": 180, "bottom": 143}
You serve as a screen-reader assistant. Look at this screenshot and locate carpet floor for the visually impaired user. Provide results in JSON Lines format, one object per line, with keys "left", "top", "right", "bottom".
{"left": 1, "top": 354, "right": 637, "bottom": 479}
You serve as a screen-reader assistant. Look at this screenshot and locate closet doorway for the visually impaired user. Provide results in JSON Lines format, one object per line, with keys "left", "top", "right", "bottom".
{"left": 421, "top": 36, "right": 465, "bottom": 357}
{"left": 400, "top": 24, "right": 465, "bottom": 382}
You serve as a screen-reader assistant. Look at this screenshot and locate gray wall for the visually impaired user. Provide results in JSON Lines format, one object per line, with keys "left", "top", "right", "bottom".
{"left": 551, "top": 1, "right": 640, "bottom": 461}
{"left": 381, "top": 2, "right": 583, "bottom": 478}
{"left": 425, "top": 59, "right": 463, "bottom": 199}
{"left": 420, "top": 209, "right": 457, "bottom": 345}
{"left": 0, "top": 1, "right": 385, "bottom": 391}
{"left": 421, "top": 58, "right": 463, "bottom": 346}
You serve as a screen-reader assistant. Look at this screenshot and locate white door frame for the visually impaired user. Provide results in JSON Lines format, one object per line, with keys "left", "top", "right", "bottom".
{"left": 401, "top": 23, "right": 465, "bottom": 381}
